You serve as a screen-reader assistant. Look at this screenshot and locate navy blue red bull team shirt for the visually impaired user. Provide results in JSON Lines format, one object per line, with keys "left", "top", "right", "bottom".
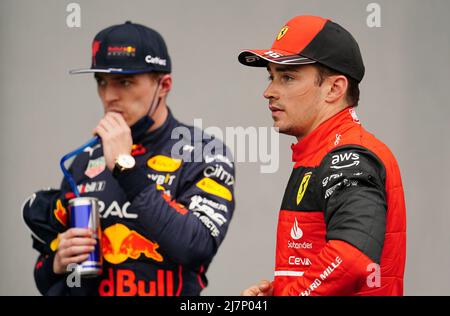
{"left": 23, "top": 109, "right": 235, "bottom": 296}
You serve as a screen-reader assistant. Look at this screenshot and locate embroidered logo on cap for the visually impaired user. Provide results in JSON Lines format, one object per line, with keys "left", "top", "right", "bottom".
{"left": 107, "top": 46, "right": 136, "bottom": 57}
{"left": 277, "top": 26, "right": 289, "bottom": 40}
{"left": 92, "top": 40, "right": 101, "bottom": 66}
{"left": 145, "top": 55, "right": 167, "bottom": 66}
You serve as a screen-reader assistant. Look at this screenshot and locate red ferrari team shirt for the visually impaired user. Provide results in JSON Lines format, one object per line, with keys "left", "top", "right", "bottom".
{"left": 273, "top": 107, "right": 406, "bottom": 296}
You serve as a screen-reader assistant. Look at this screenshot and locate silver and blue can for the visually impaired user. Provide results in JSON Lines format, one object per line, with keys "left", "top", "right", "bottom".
{"left": 68, "top": 197, "right": 102, "bottom": 277}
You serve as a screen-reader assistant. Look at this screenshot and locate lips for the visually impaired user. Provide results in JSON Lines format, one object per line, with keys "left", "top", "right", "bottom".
{"left": 269, "top": 104, "right": 283, "bottom": 113}
{"left": 107, "top": 109, "right": 123, "bottom": 114}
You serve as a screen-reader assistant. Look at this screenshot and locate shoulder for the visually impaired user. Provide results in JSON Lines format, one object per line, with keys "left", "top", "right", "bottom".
{"left": 170, "top": 121, "right": 234, "bottom": 170}
{"left": 338, "top": 121, "right": 399, "bottom": 170}
{"left": 319, "top": 145, "right": 386, "bottom": 176}
{"left": 317, "top": 145, "right": 387, "bottom": 198}
{"left": 342, "top": 124, "right": 403, "bottom": 187}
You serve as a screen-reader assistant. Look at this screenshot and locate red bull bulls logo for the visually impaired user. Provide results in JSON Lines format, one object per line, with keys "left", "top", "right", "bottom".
{"left": 101, "top": 223, "right": 163, "bottom": 264}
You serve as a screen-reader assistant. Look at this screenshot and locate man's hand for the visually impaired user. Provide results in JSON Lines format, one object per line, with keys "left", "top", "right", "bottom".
{"left": 241, "top": 280, "right": 273, "bottom": 296}
{"left": 93, "top": 112, "right": 132, "bottom": 171}
{"left": 53, "top": 228, "right": 96, "bottom": 274}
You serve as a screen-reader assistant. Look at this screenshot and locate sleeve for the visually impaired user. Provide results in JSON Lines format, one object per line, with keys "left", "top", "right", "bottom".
{"left": 34, "top": 253, "right": 66, "bottom": 295}
{"left": 280, "top": 146, "right": 387, "bottom": 296}
{"left": 23, "top": 162, "right": 78, "bottom": 295}
{"left": 114, "top": 143, "right": 235, "bottom": 267}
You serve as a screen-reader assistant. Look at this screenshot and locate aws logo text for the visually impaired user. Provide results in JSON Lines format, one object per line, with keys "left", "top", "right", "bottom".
{"left": 330, "top": 152, "right": 360, "bottom": 170}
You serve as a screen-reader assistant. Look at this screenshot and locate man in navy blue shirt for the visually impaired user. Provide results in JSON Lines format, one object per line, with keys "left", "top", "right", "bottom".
{"left": 23, "top": 21, "right": 235, "bottom": 296}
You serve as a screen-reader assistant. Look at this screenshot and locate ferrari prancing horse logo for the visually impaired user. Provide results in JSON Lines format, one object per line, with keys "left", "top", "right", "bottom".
{"left": 277, "top": 26, "right": 289, "bottom": 40}
{"left": 296, "top": 172, "right": 312, "bottom": 205}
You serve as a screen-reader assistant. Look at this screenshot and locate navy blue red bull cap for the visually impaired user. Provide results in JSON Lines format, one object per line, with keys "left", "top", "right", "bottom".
{"left": 238, "top": 15, "right": 365, "bottom": 83}
{"left": 70, "top": 21, "right": 171, "bottom": 75}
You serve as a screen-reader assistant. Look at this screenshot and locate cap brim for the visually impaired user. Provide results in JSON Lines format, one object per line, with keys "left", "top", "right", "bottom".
{"left": 69, "top": 68, "right": 154, "bottom": 75}
{"left": 238, "top": 49, "right": 316, "bottom": 67}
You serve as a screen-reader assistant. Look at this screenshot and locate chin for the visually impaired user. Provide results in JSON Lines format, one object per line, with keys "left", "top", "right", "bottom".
{"left": 273, "top": 120, "right": 284, "bottom": 132}
{"left": 273, "top": 122, "right": 295, "bottom": 136}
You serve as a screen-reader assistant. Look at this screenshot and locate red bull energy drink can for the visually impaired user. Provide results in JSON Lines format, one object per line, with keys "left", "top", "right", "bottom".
{"left": 68, "top": 197, "right": 102, "bottom": 277}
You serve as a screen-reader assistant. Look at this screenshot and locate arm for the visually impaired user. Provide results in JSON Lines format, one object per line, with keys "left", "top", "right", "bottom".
{"left": 23, "top": 188, "right": 67, "bottom": 295}
{"left": 280, "top": 146, "right": 387, "bottom": 296}
{"left": 95, "top": 112, "right": 235, "bottom": 267}
{"left": 115, "top": 151, "right": 235, "bottom": 267}
{"left": 24, "top": 154, "right": 95, "bottom": 295}
{"left": 34, "top": 250, "right": 62, "bottom": 295}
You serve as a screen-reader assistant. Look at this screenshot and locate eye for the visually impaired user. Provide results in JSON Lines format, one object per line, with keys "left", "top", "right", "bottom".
{"left": 281, "top": 74, "right": 294, "bottom": 82}
{"left": 120, "top": 79, "right": 131, "bottom": 87}
{"left": 96, "top": 78, "right": 106, "bottom": 87}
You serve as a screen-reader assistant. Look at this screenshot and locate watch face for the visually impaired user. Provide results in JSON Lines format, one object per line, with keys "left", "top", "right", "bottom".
{"left": 118, "top": 155, "right": 136, "bottom": 169}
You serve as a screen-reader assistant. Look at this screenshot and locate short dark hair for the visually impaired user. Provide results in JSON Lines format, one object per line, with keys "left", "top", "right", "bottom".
{"left": 147, "top": 72, "right": 164, "bottom": 80}
{"left": 313, "top": 64, "right": 360, "bottom": 107}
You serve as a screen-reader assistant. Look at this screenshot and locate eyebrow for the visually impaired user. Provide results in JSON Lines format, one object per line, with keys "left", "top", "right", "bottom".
{"left": 94, "top": 74, "right": 135, "bottom": 80}
{"left": 266, "top": 65, "right": 299, "bottom": 73}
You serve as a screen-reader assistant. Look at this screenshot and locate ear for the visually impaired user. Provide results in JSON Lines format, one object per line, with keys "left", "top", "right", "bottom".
{"left": 325, "top": 75, "right": 348, "bottom": 103}
{"left": 158, "top": 74, "right": 172, "bottom": 98}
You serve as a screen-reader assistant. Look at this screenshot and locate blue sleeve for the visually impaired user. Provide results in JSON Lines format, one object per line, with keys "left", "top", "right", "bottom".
{"left": 24, "top": 158, "right": 80, "bottom": 295}
{"left": 34, "top": 253, "right": 66, "bottom": 295}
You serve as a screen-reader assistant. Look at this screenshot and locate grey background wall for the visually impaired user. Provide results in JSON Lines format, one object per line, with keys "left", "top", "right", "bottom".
{"left": 1, "top": 0, "right": 449, "bottom": 295}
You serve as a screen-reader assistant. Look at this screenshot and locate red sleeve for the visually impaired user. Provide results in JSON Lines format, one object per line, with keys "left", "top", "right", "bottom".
{"left": 275, "top": 240, "right": 373, "bottom": 296}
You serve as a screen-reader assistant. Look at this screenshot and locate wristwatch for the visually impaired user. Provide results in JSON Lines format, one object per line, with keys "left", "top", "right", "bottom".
{"left": 113, "top": 154, "right": 136, "bottom": 177}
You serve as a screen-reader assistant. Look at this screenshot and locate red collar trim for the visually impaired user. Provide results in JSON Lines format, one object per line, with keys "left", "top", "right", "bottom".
{"left": 291, "top": 107, "right": 359, "bottom": 162}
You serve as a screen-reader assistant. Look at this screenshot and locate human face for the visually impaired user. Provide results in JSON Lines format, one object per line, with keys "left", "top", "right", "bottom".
{"left": 95, "top": 73, "right": 160, "bottom": 126}
{"left": 264, "top": 63, "right": 326, "bottom": 139}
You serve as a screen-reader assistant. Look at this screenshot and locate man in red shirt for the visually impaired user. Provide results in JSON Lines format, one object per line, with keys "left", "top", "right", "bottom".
{"left": 238, "top": 15, "right": 406, "bottom": 296}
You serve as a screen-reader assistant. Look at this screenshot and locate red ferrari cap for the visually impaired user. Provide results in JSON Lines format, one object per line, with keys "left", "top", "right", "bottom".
{"left": 238, "top": 15, "right": 365, "bottom": 83}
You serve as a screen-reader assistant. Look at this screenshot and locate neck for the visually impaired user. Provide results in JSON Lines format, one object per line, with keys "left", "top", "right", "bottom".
{"left": 148, "top": 102, "right": 168, "bottom": 132}
{"left": 296, "top": 102, "right": 350, "bottom": 142}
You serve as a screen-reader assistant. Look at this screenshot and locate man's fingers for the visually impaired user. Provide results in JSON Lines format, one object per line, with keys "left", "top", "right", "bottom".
{"left": 61, "top": 228, "right": 92, "bottom": 239}
{"left": 60, "top": 237, "right": 96, "bottom": 249}
{"left": 258, "top": 280, "right": 272, "bottom": 291}
{"left": 107, "top": 111, "right": 127, "bottom": 127}
{"left": 94, "top": 123, "right": 108, "bottom": 139}
{"left": 60, "top": 254, "right": 90, "bottom": 269}
{"left": 100, "top": 117, "right": 115, "bottom": 133}
{"left": 95, "top": 113, "right": 130, "bottom": 140}
{"left": 59, "top": 245, "right": 95, "bottom": 257}
{"left": 241, "top": 286, "right": 260, "bottom": 296}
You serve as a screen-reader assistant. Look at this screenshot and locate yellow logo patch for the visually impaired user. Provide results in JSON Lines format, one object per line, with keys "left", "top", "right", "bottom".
{"left": 277, "top": 26, "right": 289, "bottom": 40}
{"left": 50, "top": 235, "right": 60, "bottom": 252}
{"left": 196, "top": 178, "right": 232, "bottom": 201}
{"left": 296, "top": 172, "right": 312, "bottom": 205}
{"left": 147, "top": 155, "right": 182, "bottom": 172}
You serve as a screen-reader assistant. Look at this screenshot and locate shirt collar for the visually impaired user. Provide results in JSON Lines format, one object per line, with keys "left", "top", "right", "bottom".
{"left": 141, "top": 107, "right": 177, "bottom": 147}
{"left": 291, "top": 107, "right": 359, "bottom": 162}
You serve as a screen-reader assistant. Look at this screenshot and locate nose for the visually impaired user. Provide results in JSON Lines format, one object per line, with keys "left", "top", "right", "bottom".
{"left": 263, "top": 81, "right": 278, "bottom": 101}
{"left": 100, "top": 85, "right": 119, "bottom": 104}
